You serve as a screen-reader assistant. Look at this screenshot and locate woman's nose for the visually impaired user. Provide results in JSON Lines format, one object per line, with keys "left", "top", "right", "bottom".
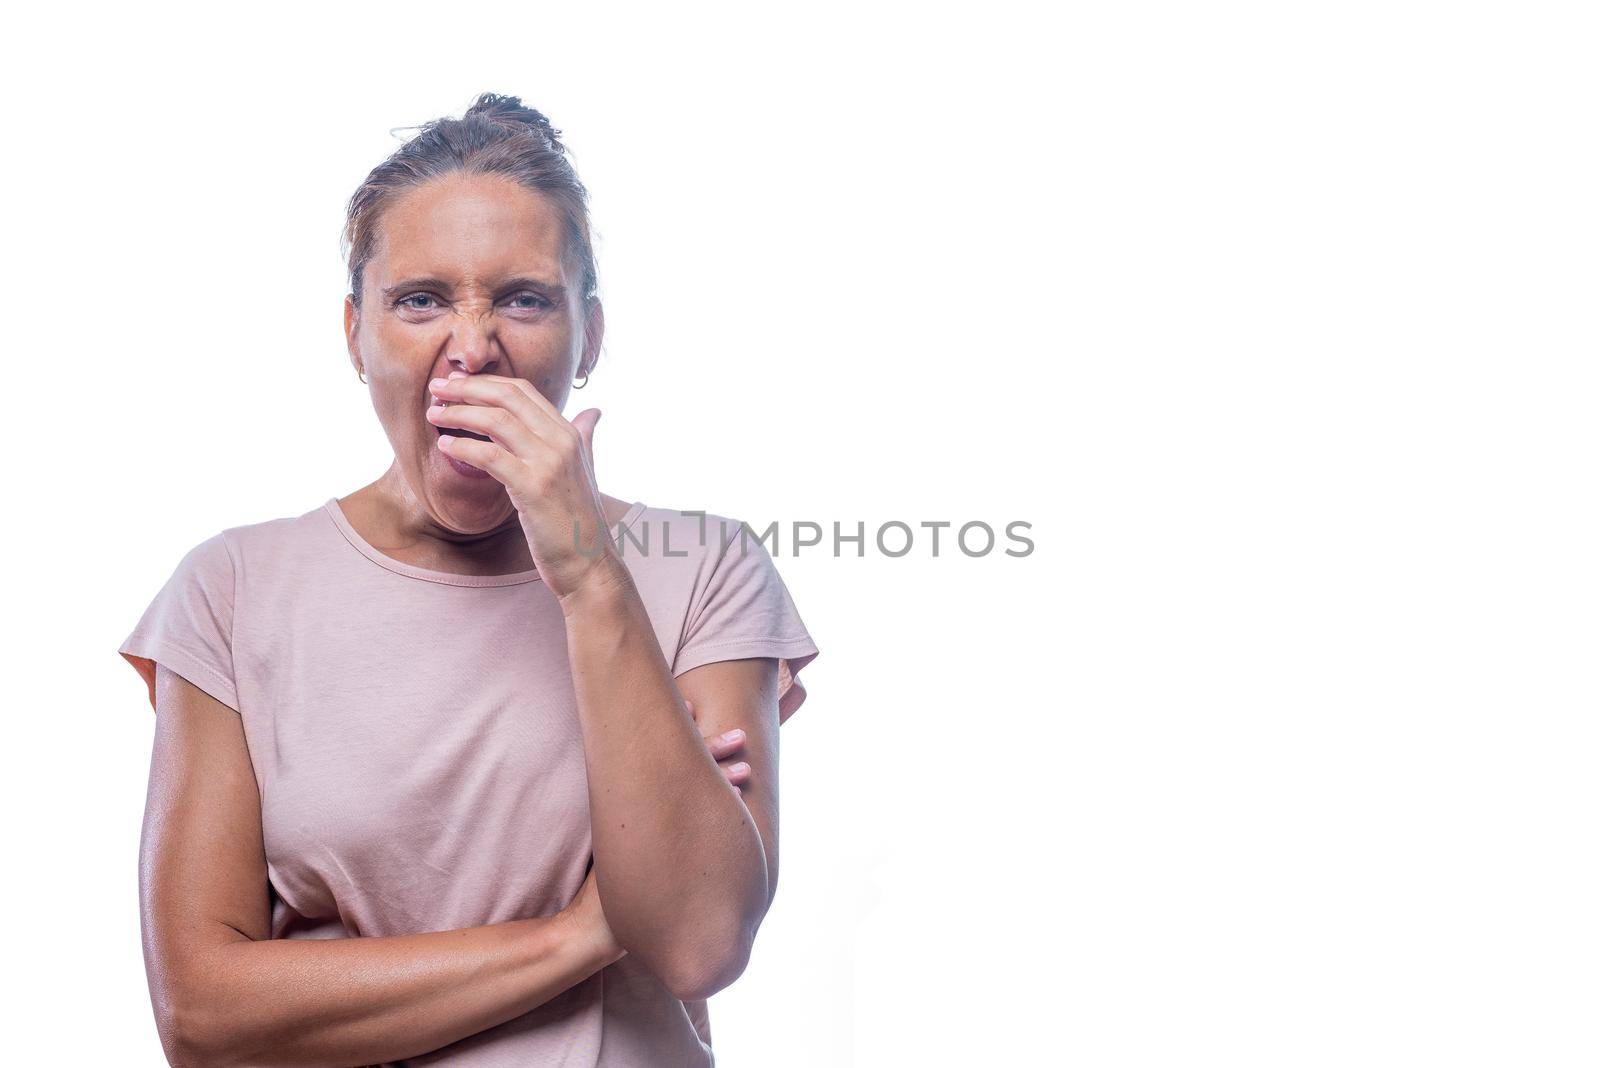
{"left": 445, "top": 320, "right": 502, "bottom": 375}
{"left": 447, "top": 351, "right": 501, "bottom": 376}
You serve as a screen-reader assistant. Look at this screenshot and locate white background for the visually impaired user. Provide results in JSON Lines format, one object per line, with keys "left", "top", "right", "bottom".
{"left": 5, "top": 2, "right": 1597, "bottom": 1064}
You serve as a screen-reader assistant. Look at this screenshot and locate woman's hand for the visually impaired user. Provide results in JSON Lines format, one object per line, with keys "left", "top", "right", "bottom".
{"left": 687, "top": 697, "right": 752, "bottom": 792}
{"left": 426, "top": 371, "right": 616, "bottom": 600}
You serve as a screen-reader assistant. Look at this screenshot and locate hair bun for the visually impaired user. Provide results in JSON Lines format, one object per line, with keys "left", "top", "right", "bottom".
{"left": 464, "top": 92, "right": 566, "bottom": 152}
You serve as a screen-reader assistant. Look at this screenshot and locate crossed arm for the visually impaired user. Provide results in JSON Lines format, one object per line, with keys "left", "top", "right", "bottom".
{"left": 140, "top": 636, "right": 781, "bottom": 1065}
{"left": 559, "top": 552, "right": 783, "bottom": 1001}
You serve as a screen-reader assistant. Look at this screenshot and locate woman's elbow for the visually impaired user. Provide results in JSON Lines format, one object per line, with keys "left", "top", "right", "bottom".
{"left": 155, "top": 972, "right": 250, "bottom": 1067}
{"left": 661, "top": 921, "right": 759, "bottom": 1002}
{"left": 158, "top": 997, "right": 229, "bottom": 1068}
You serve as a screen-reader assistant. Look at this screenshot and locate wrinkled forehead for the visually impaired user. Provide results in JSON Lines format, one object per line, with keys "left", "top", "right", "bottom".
{"left": 369, "top": 174, "right": 571, "bottom": 288}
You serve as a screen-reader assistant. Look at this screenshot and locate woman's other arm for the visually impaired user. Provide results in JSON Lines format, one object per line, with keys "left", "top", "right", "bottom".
{"left": 559, "top": 560, "right": 780, "bottom": 1003}
{"left": 140, "top": 664, "right": 621, "bottom": 1068}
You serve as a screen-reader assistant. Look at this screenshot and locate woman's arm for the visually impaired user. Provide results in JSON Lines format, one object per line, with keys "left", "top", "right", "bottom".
{"left": 417, "top": 372, "right": 779, "bottom": 1002}
{"left": 141, "top": 664, "right": 622, "bottom": 1068}
{"left": 558, "top": 558, "right": 779, "bottom": 1002}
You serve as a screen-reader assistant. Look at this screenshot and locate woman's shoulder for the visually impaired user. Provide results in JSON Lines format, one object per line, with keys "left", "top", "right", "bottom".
{"left": 169, "top": 499, "right": 346, "bottom": 587}
{"left": 213, "top": 499, "right": 336, "bottom": 552}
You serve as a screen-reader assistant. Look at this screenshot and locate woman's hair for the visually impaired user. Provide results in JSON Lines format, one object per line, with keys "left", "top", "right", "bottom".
{"left": 341, "top": 92, "right": 598, "bottom": 311}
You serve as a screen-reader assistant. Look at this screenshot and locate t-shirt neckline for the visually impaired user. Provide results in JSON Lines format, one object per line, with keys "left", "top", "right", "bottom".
{"left": 322, "top": 496, "right": 647, "bottom": 587}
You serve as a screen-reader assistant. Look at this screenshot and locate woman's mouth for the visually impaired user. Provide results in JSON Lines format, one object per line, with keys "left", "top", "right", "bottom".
{"left": 437, "top": 425, "right": 493, "bottom": 442}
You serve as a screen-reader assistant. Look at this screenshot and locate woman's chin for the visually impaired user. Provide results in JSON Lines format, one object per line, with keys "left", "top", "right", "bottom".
{"left": 422, "top": 455, "right": 513, "bottom": 528}
{"left": 422, "top": 440, "right": 510, "bottom": 516}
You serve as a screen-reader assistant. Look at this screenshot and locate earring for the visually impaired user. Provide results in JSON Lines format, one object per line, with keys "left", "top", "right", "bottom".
{"left": 573, "top": 370, "right": 589, "bottom": 390}
{"left": 357, "top": 368, "right": 368, "bottom": 385}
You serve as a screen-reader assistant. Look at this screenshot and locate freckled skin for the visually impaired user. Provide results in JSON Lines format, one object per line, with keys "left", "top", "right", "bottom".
{"left": 339, "top": 172, "right": 626, "bottom": 575}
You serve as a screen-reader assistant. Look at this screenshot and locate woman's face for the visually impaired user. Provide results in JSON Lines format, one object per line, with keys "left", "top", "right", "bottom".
{"left": 344, "top": 171, "right": 601, "bottom": 533}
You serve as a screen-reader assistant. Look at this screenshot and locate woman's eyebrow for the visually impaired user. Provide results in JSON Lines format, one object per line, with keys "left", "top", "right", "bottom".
{"left": 380, "top": 275, "right": 566, "bottom": 301}
{"left": 381, "top": 276, "right": 454, "bottom": 301}
{"left": 502, "top": 275, "right": 567, "bottom": 298}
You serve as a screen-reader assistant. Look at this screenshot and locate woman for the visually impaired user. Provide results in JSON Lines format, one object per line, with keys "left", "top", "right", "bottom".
{"left": 119, "top": 92, "right": 819, "bottom": 1067}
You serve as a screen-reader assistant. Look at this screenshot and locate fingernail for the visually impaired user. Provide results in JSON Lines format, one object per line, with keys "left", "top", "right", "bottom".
{"left": 719, "top": 729, "right": 744, "bottom": 744}
{"left": 430, "top": 377, "right": 447, "bottom": 390}
{"left": 729, "top": 762, "right": 750, "bottom": 774}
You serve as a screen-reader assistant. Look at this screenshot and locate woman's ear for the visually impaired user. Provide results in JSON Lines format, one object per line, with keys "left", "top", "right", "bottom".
{"left": 344, "top": 294, "right": 363, "bottom": 373}
{"left": 581, "top": 298, "right": 605, "bottom": 378}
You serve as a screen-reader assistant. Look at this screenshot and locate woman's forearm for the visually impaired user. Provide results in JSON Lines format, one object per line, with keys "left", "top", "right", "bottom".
{"left": 167, "top": 910, "right": 617, "bottom": 1067}
{"left": 558, "top": 551, "right": 769, "bottom": 1000}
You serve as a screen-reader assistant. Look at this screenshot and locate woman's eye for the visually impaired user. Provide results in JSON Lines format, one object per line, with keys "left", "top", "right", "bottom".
{"left": 395, "top": 292, "right": 547, "bottom": 312}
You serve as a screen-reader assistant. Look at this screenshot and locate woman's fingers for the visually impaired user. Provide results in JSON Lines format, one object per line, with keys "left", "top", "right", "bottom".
{"left": 426, "top": 398, "right": 540, "bottom": 455}
{"left": 429, "top": 372, "right": 567, "bottom": 446}
{"left": 683, "top": 698, "right": 749, "bottom": 786}
{"left": 704, "top": 727, "right": 746, "bottom": 759}
{"left": 711, "top": 733, "right": 749, "bottom": 788}
{"left": 691, "top": 700, "right": 752, "bottom": 783}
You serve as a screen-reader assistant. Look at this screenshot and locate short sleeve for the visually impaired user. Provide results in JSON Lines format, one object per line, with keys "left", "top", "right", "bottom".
{"left": 119, "top": 531, "right": 240, "bottom": 714}
{"left": 673, "top": 518, "right": 820, "bottom": 724}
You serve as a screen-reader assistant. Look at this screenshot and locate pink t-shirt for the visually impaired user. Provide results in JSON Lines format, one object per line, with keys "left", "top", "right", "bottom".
{"left": 119, "top": 496, "right": 820, "bottom": 1066}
